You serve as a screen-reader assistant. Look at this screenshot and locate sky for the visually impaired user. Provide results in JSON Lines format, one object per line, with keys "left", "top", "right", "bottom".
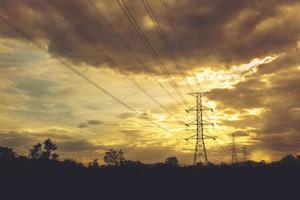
{"left": 0, "top": 0, "right": 300, "bottom": 164}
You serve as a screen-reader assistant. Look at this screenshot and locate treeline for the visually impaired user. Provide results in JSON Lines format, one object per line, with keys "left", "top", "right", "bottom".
{"left": 0, "top": 138, "right": 180, "bottom": 168}
{"left": 1, "top": 139, "right": 300, "bottom": 199}
{"left": 1, "top": 138, "right": 300, "bottom": 168}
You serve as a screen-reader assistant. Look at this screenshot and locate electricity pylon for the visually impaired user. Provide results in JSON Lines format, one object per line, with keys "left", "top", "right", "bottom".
{"left": 231, "top": 132, "right": 238, "bottom": 164}
{"left": 185, "top": 92, "right": 214, "bottom": 165}
{"left": 243, "top": 145, "right": 248, "bottom": 162}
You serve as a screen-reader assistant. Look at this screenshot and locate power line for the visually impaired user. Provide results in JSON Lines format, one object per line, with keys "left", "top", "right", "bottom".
{"left": 159, "top": 0, "right": 202, "bottom": 90}
{"left": 118, "top": 0, "right": 188, "bottom": 108}
{"left": 212, "top": 138, "right": 230, "bottom": 154}
{"left": 47, "top": 0, "right": 180, "bottom": 117}
{"left": 131, "top": 80, "right": 187, "bottom": 125}
{"left": 0, "top": 15, "right": 170, "bottom": 133}
{"left": 142, "top": 0, "right": 194, "bottom": 93}
{"left": 116, "top": 0, "right": 191, "bottom": 110}
{"left": 131, "top": 79, "right": 170, "bottom": 114}
{"left": 86, "top": 0, "right": 182, "bottom": 111}
{"left": 160, "top": 0, "right": 185, "bottom": 52}
{"left": 47, "top": 0, "right": 117, "bottom": 67}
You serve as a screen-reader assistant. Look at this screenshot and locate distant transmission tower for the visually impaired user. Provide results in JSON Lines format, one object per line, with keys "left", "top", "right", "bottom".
{"left": 231, "top": 132, "right": 238, "bottom": 164}
{"left": 186, "top": 92, "right": 214, "bottom": 165}
{"left": 243, "top": 145, "right": 248, "bottom": 162}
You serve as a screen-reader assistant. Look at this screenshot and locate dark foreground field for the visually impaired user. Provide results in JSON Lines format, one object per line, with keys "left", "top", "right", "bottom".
{"left": 1, "top": 157, "right": 300, "bottom": 199}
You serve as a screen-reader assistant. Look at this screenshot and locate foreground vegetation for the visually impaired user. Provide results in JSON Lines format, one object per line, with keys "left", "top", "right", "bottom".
{"left": 0, "top": 139, "right": 299, "bottom": 199}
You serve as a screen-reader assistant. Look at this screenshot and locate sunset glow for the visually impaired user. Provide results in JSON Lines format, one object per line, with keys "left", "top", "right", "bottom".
{"left": 0, "top": 0, "right": 300, "bottom": 165}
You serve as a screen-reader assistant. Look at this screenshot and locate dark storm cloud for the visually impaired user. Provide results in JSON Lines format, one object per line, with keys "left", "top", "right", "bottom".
{"left": 1, "top": 0, "right": 299, "bottom": 74}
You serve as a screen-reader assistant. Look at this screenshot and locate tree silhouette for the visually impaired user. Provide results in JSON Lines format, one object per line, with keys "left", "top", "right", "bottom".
{"left": 0, "top": 146, "right": 16, "bottom": 159}
{"left": 62, "top": 159, "right": 84, "bottom": 168}
{"left": 165, "top": 157, "right": 179, "bottom": 167}
{"left": 121, "top": 159, "right": 144, "bottom": 167}
{"left": 51, "top": 153, "right": 59, "bottom": 161}
{"left": 88, "top": 159, "right": 100, "bottom": 168}
{"left": 42, "top": 138, "right": 58, "bottom": 160}
{"left": 278, "top": 154, "right": 296, "bottom": 166}
{"left": 28, "top": 139, "right": 59, "bottom": 160}
{"left": 104, "top": 149, "right": 124, "bottom": 166}
{"left": 28, "top": 143, "right": 42, "bottom": 159}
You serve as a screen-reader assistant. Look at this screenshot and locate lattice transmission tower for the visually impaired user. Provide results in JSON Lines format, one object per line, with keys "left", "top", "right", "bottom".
{"left": 243, "top": 145, "right": 249, "bottom": 162}
{"left": 231, "top": 132, "right": 238, "bottom": 164}
{"left": 185, "top": 92, "right": 214, "bottom": 165}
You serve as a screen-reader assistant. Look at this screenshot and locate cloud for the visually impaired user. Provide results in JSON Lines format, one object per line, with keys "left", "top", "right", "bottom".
{"left": 253, "top": 131, "right": 300, "bottom": 153}
{"left": 78, "top": 124, "right": 88, "bottom": 129}
{"left": 233, "top": 130, "right": 249, "bottom": 137}
{"left": 0, "top": 127, "right": 73, "bottom": 149}
{"left": 208, "top": 78, "right": 266, "bottom": 109}
{"left": 207, "top": 52, "right": 300, "bottom": 154}
{"left": 121, "top": 129, "right": 141, "bottom": 137}
{"left": 29, "top": 127, "right": 73, "bottom": 140}
{"left": 256, "top": 50, "right": 300, "bottom": 75}
{"left": 0, "top": 130, "right": 33, "bottom": 147}
{"left": 86, "top": 120, "right": 102, "bottom": 125}
{"left": 0, "top": 0, "right": 299, "bottom": 74}
{"left": 117, "top": 112, "right": 136, "bottom": 119}
{"left": 1, "top": 0, "right": 300, "bottom": 163}
{"left": 59, "top": 139, "right": 103, "bottom": 152}
{"left": 77, "top": 119, "right": 102, "bottom": 129}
